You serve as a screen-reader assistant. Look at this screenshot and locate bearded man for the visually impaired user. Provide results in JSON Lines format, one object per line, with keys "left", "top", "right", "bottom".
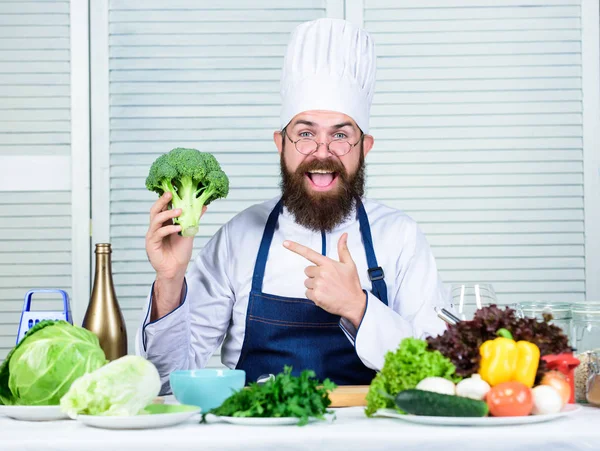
{"left": 136, "top": 18, "right": 451, "bottom": 393}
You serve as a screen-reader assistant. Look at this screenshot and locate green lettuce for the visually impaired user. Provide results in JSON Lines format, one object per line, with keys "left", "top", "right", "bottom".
{"left": 0, "top": 320, "right": 107, "bottom": 406}
{"left": 365, "top": 337, "right": 460, "bottom": 416}
{"left": 60, "top": 355, "right": 161, "bottom": 417}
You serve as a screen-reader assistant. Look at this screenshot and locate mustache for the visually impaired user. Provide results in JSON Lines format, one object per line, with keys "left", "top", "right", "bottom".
{"left": 295, "top": 158, "right": 348, "bottom": 178}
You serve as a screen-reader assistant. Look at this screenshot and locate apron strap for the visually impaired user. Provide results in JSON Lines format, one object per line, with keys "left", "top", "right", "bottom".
{"left": 251, "top": 198, "right": 284, "bottom": 293}
{"left": 251, "top": 197, "right": 388, "bottom": 307}
{"left": 356, "top": 198, "right": 389, "bottom": 306}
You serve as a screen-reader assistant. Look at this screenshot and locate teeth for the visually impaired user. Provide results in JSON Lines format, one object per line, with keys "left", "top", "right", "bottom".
{"left": 308, "top": 170, "right": 334, "bottom": 174}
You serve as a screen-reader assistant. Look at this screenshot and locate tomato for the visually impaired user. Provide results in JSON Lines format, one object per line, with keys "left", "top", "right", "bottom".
{"left": 486, "top": 381, "right": 533, "bottom": 417}
{"left": 541, "top": 371, "right": 570, "bottom": 406}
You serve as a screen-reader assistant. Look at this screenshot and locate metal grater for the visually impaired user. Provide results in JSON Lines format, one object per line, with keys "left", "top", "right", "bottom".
{"left": 16, "top": 289, "right": 72, "bottom": 344}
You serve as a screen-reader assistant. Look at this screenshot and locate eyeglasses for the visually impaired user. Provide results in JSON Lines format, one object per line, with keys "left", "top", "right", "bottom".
{"left": 284, "top": 130, "right": 364, "bottom": 157}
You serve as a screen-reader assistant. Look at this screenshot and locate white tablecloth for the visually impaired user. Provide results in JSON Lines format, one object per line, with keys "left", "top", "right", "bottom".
{"left": 1, "top": 405, "right": 599, "bottom": 451}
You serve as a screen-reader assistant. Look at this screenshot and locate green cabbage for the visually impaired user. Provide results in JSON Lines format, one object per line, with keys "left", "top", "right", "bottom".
{"left": 365, "top": 337, "right": 460, "bottom": 416}
{"left": 60, "top": 355, "right": 161, "bottom": 417}
{"left": 0, "top": 320, "right": 107, "bottom": 406}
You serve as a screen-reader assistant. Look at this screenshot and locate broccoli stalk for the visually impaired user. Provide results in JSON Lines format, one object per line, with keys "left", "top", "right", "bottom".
{"left": 161, "top": 175, "right": 201, "bottom": 237}
{"left": 146, "top": 148, "right": 230, "bottom": 237}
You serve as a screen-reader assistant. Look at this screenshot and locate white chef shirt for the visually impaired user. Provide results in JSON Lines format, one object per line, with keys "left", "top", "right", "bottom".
{"left": 135, "top": 196, "right": 452, "bottom": 393}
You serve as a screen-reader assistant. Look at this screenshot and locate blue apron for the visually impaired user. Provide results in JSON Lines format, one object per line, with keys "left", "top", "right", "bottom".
{"left": 235, "top": 198, "right": 388, "bottom": 385}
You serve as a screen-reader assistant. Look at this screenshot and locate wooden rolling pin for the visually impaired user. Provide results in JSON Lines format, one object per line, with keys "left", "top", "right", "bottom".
{"left": 328, "top": 385, "right": 369, "bottom": 407}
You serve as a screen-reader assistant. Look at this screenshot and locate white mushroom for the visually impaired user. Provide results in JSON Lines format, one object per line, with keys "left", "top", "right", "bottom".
{"left": 455, "top": 374, "right": 491, "bottom": 400}
{"left": 416, "top": 377, "right": 456, "bottom": 395}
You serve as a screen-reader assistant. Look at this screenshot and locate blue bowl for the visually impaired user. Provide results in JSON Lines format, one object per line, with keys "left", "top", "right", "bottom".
{"left": 169, "top": 369, "right": 246, "bottom": 412}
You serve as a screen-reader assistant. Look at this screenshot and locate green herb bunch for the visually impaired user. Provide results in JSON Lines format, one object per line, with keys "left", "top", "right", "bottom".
{"left": 204, "top": 366, "right": 336, "bottom": 426}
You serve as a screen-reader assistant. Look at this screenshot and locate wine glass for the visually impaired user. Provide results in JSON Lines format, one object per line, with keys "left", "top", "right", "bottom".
{"left": 450, "top": 283, "right": 498, "bottom": 321}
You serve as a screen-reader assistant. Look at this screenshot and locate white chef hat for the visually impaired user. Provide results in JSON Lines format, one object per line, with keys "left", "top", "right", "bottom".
{"left": 279, "top": 18, "right": 377, "bottom": 134}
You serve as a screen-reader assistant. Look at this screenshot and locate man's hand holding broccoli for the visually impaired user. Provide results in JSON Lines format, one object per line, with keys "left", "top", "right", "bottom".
{"left": 144, "top": 148, "right": 230, "bottom": 321}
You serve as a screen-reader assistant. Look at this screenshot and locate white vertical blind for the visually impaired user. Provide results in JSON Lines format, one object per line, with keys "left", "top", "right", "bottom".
{"left": 581, "top": 0, "right": 600, "bottom": 301}
{"left": 106, "top": 0, "right": 328, "bottom": 363}
{"left": 363, "top": 0, "right": 585, "bottom": 305}
{"left": 0, "top": 0, "right": 72, "bottom": 360}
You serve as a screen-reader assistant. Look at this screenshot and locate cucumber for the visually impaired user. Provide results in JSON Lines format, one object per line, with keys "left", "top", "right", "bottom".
{"left": 394, "top": 389, "right": 489, "bottom": 417}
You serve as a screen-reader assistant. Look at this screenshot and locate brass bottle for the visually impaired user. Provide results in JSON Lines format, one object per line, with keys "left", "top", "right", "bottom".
{"left": 82, "top": 243, "right": 127, "bottom": 360}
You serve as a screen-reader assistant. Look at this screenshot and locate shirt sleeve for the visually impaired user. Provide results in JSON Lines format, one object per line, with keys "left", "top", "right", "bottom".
{"left": 340, "top": 223, "right": 451, "bottom": 371}
{"left": 135, "top": 224, "right": 235, "bottom": 394}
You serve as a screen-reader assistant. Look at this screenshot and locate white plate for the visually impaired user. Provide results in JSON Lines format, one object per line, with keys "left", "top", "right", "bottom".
{"left": 76, "top": 405, "right": 201, "bottom": 430}
{"left": 0, "top": 405, "right": 69, "bottom": 422}
{"left": 375, "top": 404, "right": 581, "bottom": 426}
{"left": 215, "top": 416, "right": 319, "bottom": 426}
{"left": 206, "top": 412, "right": 335, "bottom": 426}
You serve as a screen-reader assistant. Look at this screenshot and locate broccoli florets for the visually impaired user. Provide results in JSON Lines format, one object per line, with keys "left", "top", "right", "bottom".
{"left": 145, "top": 147, "right": 230, "bottom": 237}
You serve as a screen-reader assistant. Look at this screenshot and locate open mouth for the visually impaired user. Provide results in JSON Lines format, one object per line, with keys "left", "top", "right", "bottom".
{"left": 305, "top": 169, "right": 338, "bottom": 191}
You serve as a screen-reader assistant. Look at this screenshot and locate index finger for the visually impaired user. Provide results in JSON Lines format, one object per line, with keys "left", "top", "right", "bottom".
{"left": 283, "top": 240, "right": 330, "bottom": 266}
{"left": 150, "top": 192, "right": 172, "bottom": 221}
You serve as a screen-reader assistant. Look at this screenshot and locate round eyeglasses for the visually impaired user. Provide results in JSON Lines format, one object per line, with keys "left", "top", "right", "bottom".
{"left": 284, "top": 131, "right": 363, "bottom": 157}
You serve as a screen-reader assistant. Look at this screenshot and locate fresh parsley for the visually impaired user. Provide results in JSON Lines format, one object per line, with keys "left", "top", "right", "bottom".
{"left": 203, "top": 366, "right": 336, "bottom": 426}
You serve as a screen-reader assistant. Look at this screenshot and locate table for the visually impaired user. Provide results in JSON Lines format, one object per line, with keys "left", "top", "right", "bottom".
{"left": 2, "top": 405, "right": 599, "bottom": 451}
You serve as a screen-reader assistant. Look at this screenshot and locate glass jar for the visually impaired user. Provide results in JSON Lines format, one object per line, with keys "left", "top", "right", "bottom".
{"left": 571, "top": 303, "right": 600, "bottom": 403}
{"left": 577, "top": 349, "right": 600, "bottom": 405}
{"left": 514, "top": 302, "right": 573, "bottom": 344}
{"left": 571, "top": 303, "right": 600, "bottom": 353}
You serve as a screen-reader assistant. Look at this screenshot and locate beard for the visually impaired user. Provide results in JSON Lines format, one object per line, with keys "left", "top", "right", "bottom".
{"left": 279, "top": 147, "right": 366, "bottom": 233}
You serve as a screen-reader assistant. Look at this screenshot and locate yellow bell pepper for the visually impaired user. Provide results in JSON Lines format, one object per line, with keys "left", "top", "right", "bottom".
{"left": 478, "top": 328, "right": 540, "bottom": 387}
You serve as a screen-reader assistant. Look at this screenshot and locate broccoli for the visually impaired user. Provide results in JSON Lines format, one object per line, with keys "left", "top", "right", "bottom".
{"left": 145, "top": 147, "right": 230, "bottom": 237}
